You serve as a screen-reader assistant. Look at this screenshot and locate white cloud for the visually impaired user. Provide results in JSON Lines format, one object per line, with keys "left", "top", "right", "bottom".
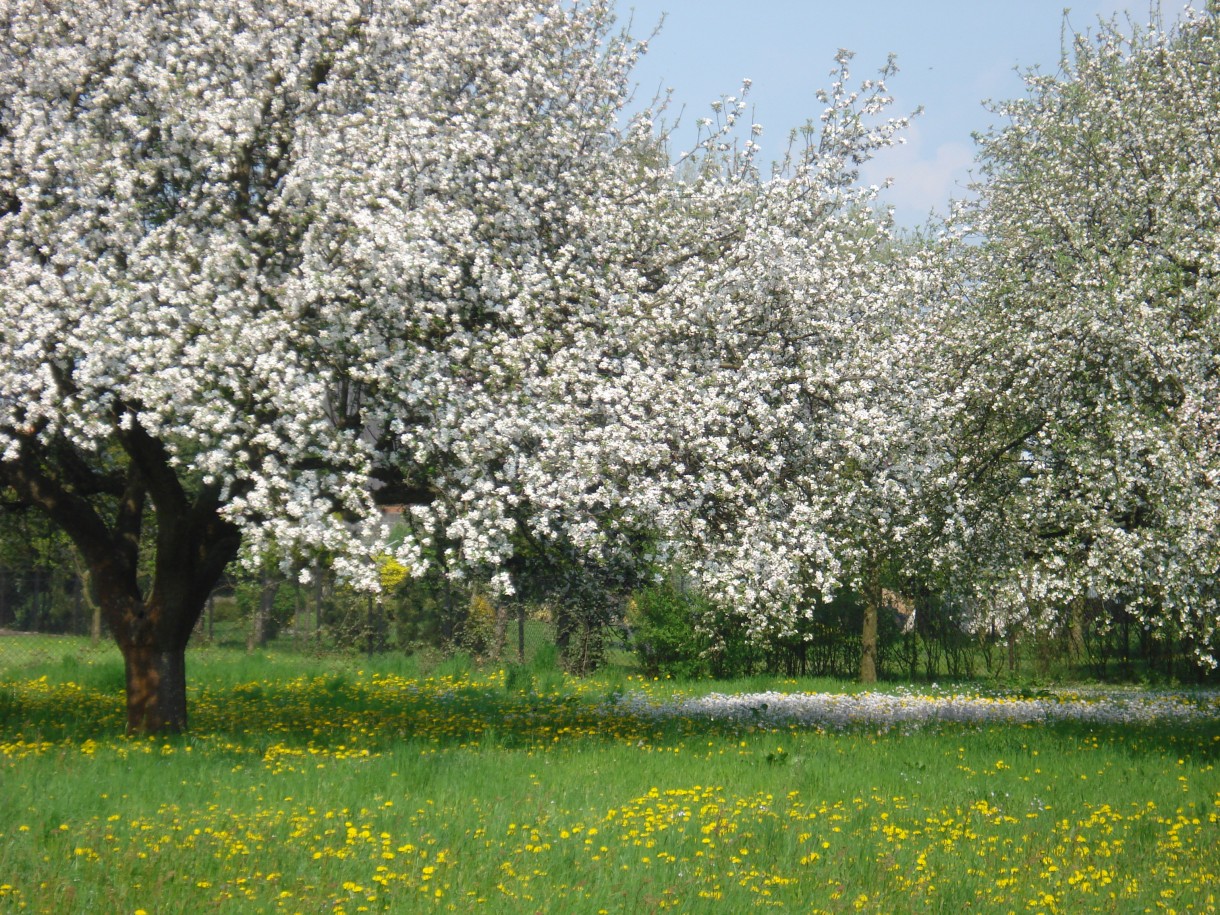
{"left": 861, "top": 122, "right": 976, "bottom": 226}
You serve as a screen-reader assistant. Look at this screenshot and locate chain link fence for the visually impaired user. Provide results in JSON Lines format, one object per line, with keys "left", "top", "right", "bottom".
{"left": 7, "top": 562, "right": 1208, "bottom": 684}
{"left": 0, "top": 564, "right": 562, "bottom": 676}
{"left": 0, "top": 567, "right": 116, "bottom": 673}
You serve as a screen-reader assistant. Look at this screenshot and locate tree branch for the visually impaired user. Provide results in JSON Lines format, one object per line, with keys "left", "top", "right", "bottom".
{"left": 111, "top": 403, "right": 188, "bottom": 517}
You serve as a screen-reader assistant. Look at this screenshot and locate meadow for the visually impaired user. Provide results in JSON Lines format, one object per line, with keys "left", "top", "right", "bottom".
{"left": 0, "top": 636, "right": 1217, "bottom": 914}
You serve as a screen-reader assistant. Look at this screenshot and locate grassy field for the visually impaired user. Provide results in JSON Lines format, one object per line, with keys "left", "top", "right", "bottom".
{"left": 1, "top": 637, "right": 1218, "bottom": 914}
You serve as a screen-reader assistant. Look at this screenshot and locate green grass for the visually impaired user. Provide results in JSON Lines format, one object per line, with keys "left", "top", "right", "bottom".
{"left": 0, "top": 633, "right": 118, "bottom": 674}
{"left": 1, "top": 644, "right": 1218, "bottom": 913}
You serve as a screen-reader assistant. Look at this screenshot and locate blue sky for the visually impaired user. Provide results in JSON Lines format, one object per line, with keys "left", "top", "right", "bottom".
{"left": 611, "top": 1, "right": 1201, "bottom": 225}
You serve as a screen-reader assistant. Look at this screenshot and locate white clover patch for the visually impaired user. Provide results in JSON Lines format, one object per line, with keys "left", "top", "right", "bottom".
{"left": 612, "top": 687, "right": 1220, "bottom": 731}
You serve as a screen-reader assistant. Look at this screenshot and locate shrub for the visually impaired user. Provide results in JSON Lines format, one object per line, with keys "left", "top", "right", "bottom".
{"left": 627, "top": 584, "right": 712, "bottom": 680}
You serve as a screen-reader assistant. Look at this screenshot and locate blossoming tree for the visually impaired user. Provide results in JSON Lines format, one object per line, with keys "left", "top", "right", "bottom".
{"left": 0, "top": 0, "right": 661, "bottom": 731}
{"left": 520, "top": 52, "right": 946, "bottom": 680}
{"left": 951, "top": 7, "right": 1220, "bottom": 666}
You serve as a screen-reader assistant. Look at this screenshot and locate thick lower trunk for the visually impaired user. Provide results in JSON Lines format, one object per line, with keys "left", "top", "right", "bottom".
{"left": 98, "top": 582, "right": 213, "bottom": 735}
{"left": 121, "top": 639, "right": 189, "bottom": 734}
{"left": 3, "top": 412, "right": 241, "bottom": 735}
{"left": 860, "top": 601, "right": 878, "bottom": 683}
{"left": 860, "top": 568, "right": 880, "bottom": 684}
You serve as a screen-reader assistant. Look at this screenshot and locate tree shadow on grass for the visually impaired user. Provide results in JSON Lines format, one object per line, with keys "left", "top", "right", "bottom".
{"left": 2, "top": 663, "right": 1217, "bottom": 765}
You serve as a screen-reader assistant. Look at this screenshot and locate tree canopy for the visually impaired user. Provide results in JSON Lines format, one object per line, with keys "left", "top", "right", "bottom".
{"left": 947, "top": 6, "right": 1220, "bottom": 664}
{"left": 2, "top": 1, "right": 1217, "bottom": 732}
{"left": 0, "top": 0, "right": 669, "bottom": 729}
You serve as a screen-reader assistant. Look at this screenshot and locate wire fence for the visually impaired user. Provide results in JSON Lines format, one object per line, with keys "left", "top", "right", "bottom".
{"left": 0, "top": 565, "right": 561, "bottom": 676}
{"left": 3, "top": 564, "right": 1214, "bottom": 684}
{"left": 0, "top": 568, "right": 109, "bottom": 672}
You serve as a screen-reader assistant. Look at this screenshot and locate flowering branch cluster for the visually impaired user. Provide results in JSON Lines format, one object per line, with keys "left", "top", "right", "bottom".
{"left": 1, "top": 0, "right": 1216, "bottom": 675}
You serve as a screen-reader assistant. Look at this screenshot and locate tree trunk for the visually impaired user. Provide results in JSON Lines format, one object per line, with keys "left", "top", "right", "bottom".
{"left": 555, "top": 604, "right": 572, "bottom": 660}
{"left": 860, "top": 568, "right": 880, "bottom": 684}
{"left": 247, "top": 570, "right": 280, "bottom": 652}
{"left": 518, "top": 603, "right": 526, "bottom": 663}
{"left": 121, "top": 636, "right": 190, "bottom": 734}
{"left": 493, "top": 599, "right": 509, "bottom": 660}
{"left": 1068, "top": 596, "right": 1086, "bottom": 667}
{"left": 313, "top": 561, "right": 325, "bottom": 645}
{"left": 860, "top": 601, "right": 879, "bottom": 683}
{"left": 88, "top": 499, "right": 238, "bottom": 734}
{"left": 3, "top": 410, "right": 241, "bottom": 735}
{"left": 70, "top": 553, "right": 105, "bottom": 644}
